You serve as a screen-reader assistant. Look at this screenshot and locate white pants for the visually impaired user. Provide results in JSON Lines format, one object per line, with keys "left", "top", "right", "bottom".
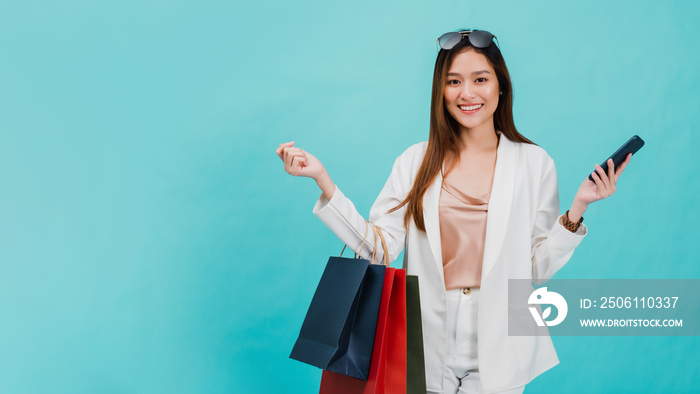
{"left": 427, "top": 288, "right": 525, "bottom": 394}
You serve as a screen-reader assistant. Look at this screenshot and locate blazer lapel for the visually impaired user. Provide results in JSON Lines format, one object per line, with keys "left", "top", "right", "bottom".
{"left": 423, "top": 132, "right": 516, "bottom": 287}
{"left": 424, "top": 161, "right": 445, "bottom": 287}
{"left": 482, "top": 132, "right": 516, "bottom": 280}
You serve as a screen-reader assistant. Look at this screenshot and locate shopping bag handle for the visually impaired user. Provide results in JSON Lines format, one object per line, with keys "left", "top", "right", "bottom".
{"left": 367, "top": 221, "right": 390, "bottom": 267}
{"left": 340, "top": 220, "right": 371, "bottom": 259}
{"left": 339, "top": 220, "right": 390, "bottom": 266}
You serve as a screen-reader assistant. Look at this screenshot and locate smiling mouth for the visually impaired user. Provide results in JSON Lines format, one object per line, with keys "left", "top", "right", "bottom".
{"left": 459, "top": 104, "right": 483, "bottom": 111}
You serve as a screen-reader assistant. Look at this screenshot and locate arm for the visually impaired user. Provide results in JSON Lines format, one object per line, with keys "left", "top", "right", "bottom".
{"left": 277, "top": 141, "right": 334, "bottom": 198}
{"left": 314, "top": 169, "right": 336, "bottom": 201}
{"left": 531, "top": 156, "right": 587, "bottom": 284}
{"left": 531, "top": 153, "right": 632, "bottom": 283}
{"left": 313, "top": 155, "right": 409, "bottom": 264}
{"left": 277, "top": 141, "right": 410, "bottom": 264}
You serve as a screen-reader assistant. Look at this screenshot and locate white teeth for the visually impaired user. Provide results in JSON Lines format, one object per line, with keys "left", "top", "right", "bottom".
{"left": 459, "top": 104, "right": 483, "bottom": 111}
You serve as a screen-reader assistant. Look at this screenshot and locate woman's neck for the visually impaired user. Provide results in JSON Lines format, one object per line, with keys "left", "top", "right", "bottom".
{"left": 457, "top": 124, "right": 499, "bottom": 152}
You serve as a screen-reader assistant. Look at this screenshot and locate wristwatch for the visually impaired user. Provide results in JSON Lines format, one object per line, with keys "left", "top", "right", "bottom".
{"left": 561, "top": 210, "right": 583, "bottom": 233}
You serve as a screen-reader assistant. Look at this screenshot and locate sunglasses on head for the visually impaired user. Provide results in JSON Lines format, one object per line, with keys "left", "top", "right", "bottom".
{"left": 436, "top": 30, "right": 498, "bottom": 51}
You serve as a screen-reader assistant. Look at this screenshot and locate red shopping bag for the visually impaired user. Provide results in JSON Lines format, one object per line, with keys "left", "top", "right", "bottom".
{"left": 319, "top": 267, "right": 407, "bottom": 394}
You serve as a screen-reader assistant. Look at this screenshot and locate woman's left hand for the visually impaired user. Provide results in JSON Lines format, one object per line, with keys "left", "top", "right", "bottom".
{"left": 574, "top": 153, "right": 632, "bottom": 206}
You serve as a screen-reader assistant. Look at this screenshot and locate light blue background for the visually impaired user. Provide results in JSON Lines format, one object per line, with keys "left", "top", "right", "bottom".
{"left": 1, "top": 0, "right": 698, "bottom": 393}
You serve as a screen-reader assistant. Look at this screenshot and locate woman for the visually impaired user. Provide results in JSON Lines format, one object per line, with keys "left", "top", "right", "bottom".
{"left": 276, "top": 29, "right": 631, "bottom": 394}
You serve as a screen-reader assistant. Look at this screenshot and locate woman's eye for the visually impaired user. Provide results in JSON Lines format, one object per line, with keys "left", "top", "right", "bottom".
{"left": 447, "top": 79, "right": 460, "bottom": 85}
{"left": 475, "top": 77, "right": 487, "bottom": 83}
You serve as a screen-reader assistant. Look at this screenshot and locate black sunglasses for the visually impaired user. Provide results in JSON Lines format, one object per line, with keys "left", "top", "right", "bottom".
{"left": 436, "top": 30, "right": 498, "bottom": 51}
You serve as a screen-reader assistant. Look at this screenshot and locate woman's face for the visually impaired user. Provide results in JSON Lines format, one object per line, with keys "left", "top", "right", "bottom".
{"left": 443, "top": 49, "right": 500, "bottom": 134}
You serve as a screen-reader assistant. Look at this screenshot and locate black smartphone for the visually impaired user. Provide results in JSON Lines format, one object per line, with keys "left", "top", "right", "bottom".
{"left": 588, "top": 135, "right": 644, "bottom": 182}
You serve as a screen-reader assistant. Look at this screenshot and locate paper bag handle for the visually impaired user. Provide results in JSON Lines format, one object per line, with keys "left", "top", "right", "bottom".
{"left": 367, "top": 221, "right": 390, "bottom": 266}
{"left": 339, "top": 220, "right": 391, "bottom": 266}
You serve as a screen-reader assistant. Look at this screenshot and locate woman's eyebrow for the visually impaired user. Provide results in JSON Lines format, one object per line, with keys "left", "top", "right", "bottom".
{"left": 447, "top": 70, "right": 491, "bottom": 77}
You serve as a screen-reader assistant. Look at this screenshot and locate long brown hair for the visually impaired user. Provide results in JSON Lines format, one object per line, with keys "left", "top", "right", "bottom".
{"left": 389, "top": 31, "right": 535, "bottom": 232}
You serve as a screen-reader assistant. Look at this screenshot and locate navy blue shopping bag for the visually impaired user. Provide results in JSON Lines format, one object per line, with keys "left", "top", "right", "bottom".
{"left": 290, "top": 255, "right": 385, "bottom": 380}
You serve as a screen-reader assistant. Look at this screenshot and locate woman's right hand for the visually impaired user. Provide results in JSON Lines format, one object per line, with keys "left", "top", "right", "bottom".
{"left": 276, "top": 141, "right": 325, "bottom": 181}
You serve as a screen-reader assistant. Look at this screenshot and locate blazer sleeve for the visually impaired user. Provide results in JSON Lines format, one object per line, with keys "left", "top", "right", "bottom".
{"left": 531, "top": 155, "right": 587, "bottom": 284}
{"left": 312, "top": 150, "right": 413, "bottom": 265}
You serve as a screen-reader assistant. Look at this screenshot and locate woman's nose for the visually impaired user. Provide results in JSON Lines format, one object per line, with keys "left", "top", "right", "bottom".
{"left": 460, "top": 84, "right": 476, "bottom": 99}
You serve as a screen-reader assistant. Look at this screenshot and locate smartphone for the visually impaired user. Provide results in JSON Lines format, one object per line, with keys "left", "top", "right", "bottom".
{"left": 588, "top": 135, "right": 644, "bottom": 182}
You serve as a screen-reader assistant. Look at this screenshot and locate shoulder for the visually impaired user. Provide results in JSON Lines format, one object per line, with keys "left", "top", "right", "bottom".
{"left": 511, "top": 139, "right": 555, "bottom": 168}
{"left": 398, "top": 141, "right": 429, "bottom": 158}
{"left": 381, "top": 141, "right": 428, "bottom": 183}
{"left": 503, "top": 136, "right": 557, "bottom": 181}
{"left": 394, "top": 141, "right": 429, "bottom": 167}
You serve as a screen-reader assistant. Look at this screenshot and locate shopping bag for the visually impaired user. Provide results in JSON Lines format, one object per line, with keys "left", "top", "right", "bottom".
{"left": 380, "top": 268, "right": 407, "bottom": 393}
{"left": 406, "top": 275, "right": 426, "bottom": 394}
{"left": 320, "top": 224, "right": 407, "bottom": 394}
{"left": 290, "top": 222, "right": 386, "bottom": 380}
{"left": 320, "top": 268, "right": 408, "bottom": 394}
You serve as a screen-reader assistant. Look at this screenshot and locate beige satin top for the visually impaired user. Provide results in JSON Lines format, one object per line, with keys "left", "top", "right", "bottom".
{"left": 439, "top": 177, "right": 489, "bottom": 290}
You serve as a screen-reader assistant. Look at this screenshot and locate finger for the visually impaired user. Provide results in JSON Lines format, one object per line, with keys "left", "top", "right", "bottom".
{"left": 276, "top": 141, "right": 295, "bottom": 159}
{"left": 590, "top": 170, "right": 604, "bottom": 190}
{"left": 595, "top": 164, "right": 612, "bottom": 191}
{"left": 283, "top": 147, "right": 295, "bottom": 170}
{"left": 291, "top": 155, "right": 304, "bottom": 174}
{"left": 276, "top": 146, "right": 284, "bottom": 160}
{"left": 284, "top": 148, "right": 305, "bottom": 171}
{"left": 284, "top": 147, "right": 297, "bottom": 170}
{"left": 285, "top": 147, "right": 304, "bottom": 162}
{"left": 606, "top": 159, "right": 617, "bottom": 192}
{"left": 291, "top": 155, "right": 309, "bottom": 175}
{"left": 282, "top": 146, "right": 298, "bottom": 166}
{"left": 590, "top": 170, "right": 610, "bottom": 197}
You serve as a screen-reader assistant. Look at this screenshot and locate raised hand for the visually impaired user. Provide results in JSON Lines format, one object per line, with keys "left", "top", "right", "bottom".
{"left": 575, "top": 153, "right": 632, "bottom": 206}
{"left": 276, "top": 141, "right": 326, "bottom": 181}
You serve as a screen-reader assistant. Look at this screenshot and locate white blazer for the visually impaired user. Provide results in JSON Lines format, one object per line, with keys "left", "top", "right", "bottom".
{"left": 313, "top": 132, "right": 587, "bottom": 393}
